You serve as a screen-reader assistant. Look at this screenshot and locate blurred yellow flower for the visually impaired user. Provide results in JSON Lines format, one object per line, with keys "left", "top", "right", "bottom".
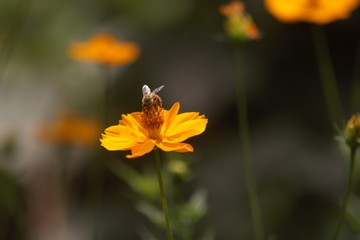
{"left": 39, "top": 112, "right": 101, "bottom": 147}
{"left": 100, "top": 102, "right": 208, "bottom": 158}
{"left": 68, "top": 34, "right": 140, "bottom": 66}
{"left": 219, "top": 1, "right": 261, "bottom": 41}
{"left": 265, "top": 0, "right": 360, "bottom": 24}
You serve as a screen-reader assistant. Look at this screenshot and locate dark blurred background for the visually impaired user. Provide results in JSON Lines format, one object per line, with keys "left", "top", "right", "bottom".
{"left": 0, "top": 0, "right": 360, "bottom": 239}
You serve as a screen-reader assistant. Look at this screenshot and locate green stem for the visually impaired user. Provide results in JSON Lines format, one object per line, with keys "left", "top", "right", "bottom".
{"left": 59, "top": 145, "right": 70, "bottom": 201}
{"left": 332, "top": 147, "right": 357, "bottom": 240}
{"left": 101, "top": 66, "right": 112, "bottom": 126}
{"left": 154, "top": 149, "right": 174, "bottom": 240}
{"left": 0, "top": 0, "right": 33, "bottom": 88}
{"left": 350, "top": 39, "right": 360, "bottom": 110}
{"left": 90, "top": 66, "right": 112, "bottom": 240}
{"left": 311, "top": 25, "right": 343, "bottom": 126}
{"left": 89, "top": 155, "right": 103, "bottom": 240}
{"left": 235, "top": 44, "right": 264, "bottom": 240}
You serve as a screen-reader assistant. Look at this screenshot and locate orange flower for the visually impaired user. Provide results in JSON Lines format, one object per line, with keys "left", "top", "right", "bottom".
{"left": 265, "top": 0, "right": 360, "bottom": 24}
{"left": 219, "top": 1, "right": 261, "bottom": 41}
{"left": 39, "top": 112, "right": 101, "bottom": 147}
{"left": 100, "top": 86, "right": 208, "bottom": 158}
{"left": 68, "top": 34, "right": 140, "bottom": 66}
{"left": 219, "top": 1, "right": 244, "bottom": 16}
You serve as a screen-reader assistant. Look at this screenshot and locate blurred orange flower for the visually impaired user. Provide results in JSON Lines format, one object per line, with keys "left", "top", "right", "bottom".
{"left": 219, "top": 1, "right": 244, "bottom": 16}
{"left": 39, "top": 112, "right": 101, "bottom": 147}
{"left": 265, "top": 0, "right": 360, "bottom": 24}
{"left": 100, "top": 101, "right": 208, "bottom": 159}
{"left": 219, "top": 1, "right": 261, "bottom": 41}
{"left": 68, "top": 34, "right": 140, "bottom": 66}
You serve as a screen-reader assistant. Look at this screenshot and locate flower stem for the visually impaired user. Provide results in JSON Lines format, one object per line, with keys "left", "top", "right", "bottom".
{"left": 154, "top": 149, "right": 174, "bottom": 240}
{"left": 89, "top": 156, "right": 103, "bottom": 240}
{"left": 332, "top": 147, "right": 357, "bottom": 240}
{"left": 90, "top": 66, "right": 112, "bottom": 240}
{"left": 311, "top": 25, "right": 343, "bottom": 126}
{"left": 235, "top": 44, "right": 264, "bottom": 240}
{"left": 101, "top": 66, "right": 112, "bottom": 125}
{"left": 0, "top": 0, "right": 32, "bottom": 88}
{"left": 350, "top": 40, "right": 360, "bottom": 110}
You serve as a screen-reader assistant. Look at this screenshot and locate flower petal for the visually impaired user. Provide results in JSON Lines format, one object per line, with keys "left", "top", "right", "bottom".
{"left": 126, "top": 140, "right": 155, "bottom": 158}
{"left": 69, "top": 34, "right": 140, "bottom": 66}
{"left": 163, "top": 116, "right": 208, "bottom": 143}
{"left": 162, "top": 102, "right": 180, "bottom": 134}
{"left": 100, "top": 121, "right": 150, "bottom": 151}
{"left": 156, "top": 141, "right": 194, "bottom": 152}
{"left": 170, "top": 112, "right": 205, "bottom": 127}
{"left": 103, "top": 124, "right": 144, "bottom": 140}
{"left": 102, "top": 125, "right": 125, "bottom": 137}
{"left": 100, "top": 137, "right": 137, "bottom": 151}
{"left": 119, "top": 112, "right": 141, "bottom": 127}
{"left": 119, "top": 112, "right": 148, "bottom": 137}
{"left": 100, "top": 125, "right": 139, "bottom": 150}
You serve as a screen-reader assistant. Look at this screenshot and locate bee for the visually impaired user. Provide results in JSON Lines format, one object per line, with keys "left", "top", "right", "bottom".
{"left": 142, "top": 85, "right": 164, "bottom": 108}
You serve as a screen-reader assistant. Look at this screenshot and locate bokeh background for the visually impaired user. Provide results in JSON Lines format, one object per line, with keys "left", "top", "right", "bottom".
{"left": 0, "top": 0, "right": 360, "bottom": 239}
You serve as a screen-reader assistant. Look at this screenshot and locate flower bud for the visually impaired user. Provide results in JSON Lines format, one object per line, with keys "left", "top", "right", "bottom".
{"left": 345, "top": 114, "right": 360, "bottom": 149}
{"left": 167, "top": 159, "right": 189, "bottom": 180}
{"left": 219, "top": 1, "right": 261, "bottom": 42}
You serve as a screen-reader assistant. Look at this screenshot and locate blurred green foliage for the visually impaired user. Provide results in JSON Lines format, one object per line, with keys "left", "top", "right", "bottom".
{"left": 109, "top": 154, "right": 214, "bottom": 240}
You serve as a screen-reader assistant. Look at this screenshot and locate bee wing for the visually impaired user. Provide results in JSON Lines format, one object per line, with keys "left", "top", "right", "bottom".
{"left": 152, "top": 85, "right": 164, "bottom": 94}
{"left": 142, "top": 85, "right": 151, "bottom": 96}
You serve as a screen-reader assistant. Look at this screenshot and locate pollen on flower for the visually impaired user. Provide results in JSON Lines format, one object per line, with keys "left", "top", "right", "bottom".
{"left": 141, "top": 104, "right": 164, "bottom": 140}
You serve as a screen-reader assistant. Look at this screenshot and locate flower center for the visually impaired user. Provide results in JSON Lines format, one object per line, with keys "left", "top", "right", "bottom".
{"left": 141, "top": 97, "right": 164, "bottom": 140}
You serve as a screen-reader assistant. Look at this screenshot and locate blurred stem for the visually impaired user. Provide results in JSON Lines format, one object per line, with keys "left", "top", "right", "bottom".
{"left": 0, "top": 201, "right": 26, "bottom": 240}
{"left": 154, "top": 149, "right": 174, "bottom": 240}
{"left": 101, "top": 66, "right": 112, "bottom": 125}
{"left": 350, "top": 39, "right": 360, "bottom": 110}
{"left": 89, "top": 155, "right": 104, "bottom": 240}
{"left": 235, "top": 44, "right": 264, "bottom": 240}
{"left": 54, "top": 146, "right": 70, "bottom": 239}
{"left": 14, "top": 207, "right": 27, "bottom": 240}
{"left": 332, "top": 147, "right": 357, "bottom": 240}
{"left": 59, "top": 146, "right": 70, "bottom": 201}
{"left": 311, "top": 25, "right": 343, "bottom": 126}
{"left": 0, "top": 0, "right": 32, "bottom": 88}
{"left": 90, "top": 66, "right": 112, "bottom": 240}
